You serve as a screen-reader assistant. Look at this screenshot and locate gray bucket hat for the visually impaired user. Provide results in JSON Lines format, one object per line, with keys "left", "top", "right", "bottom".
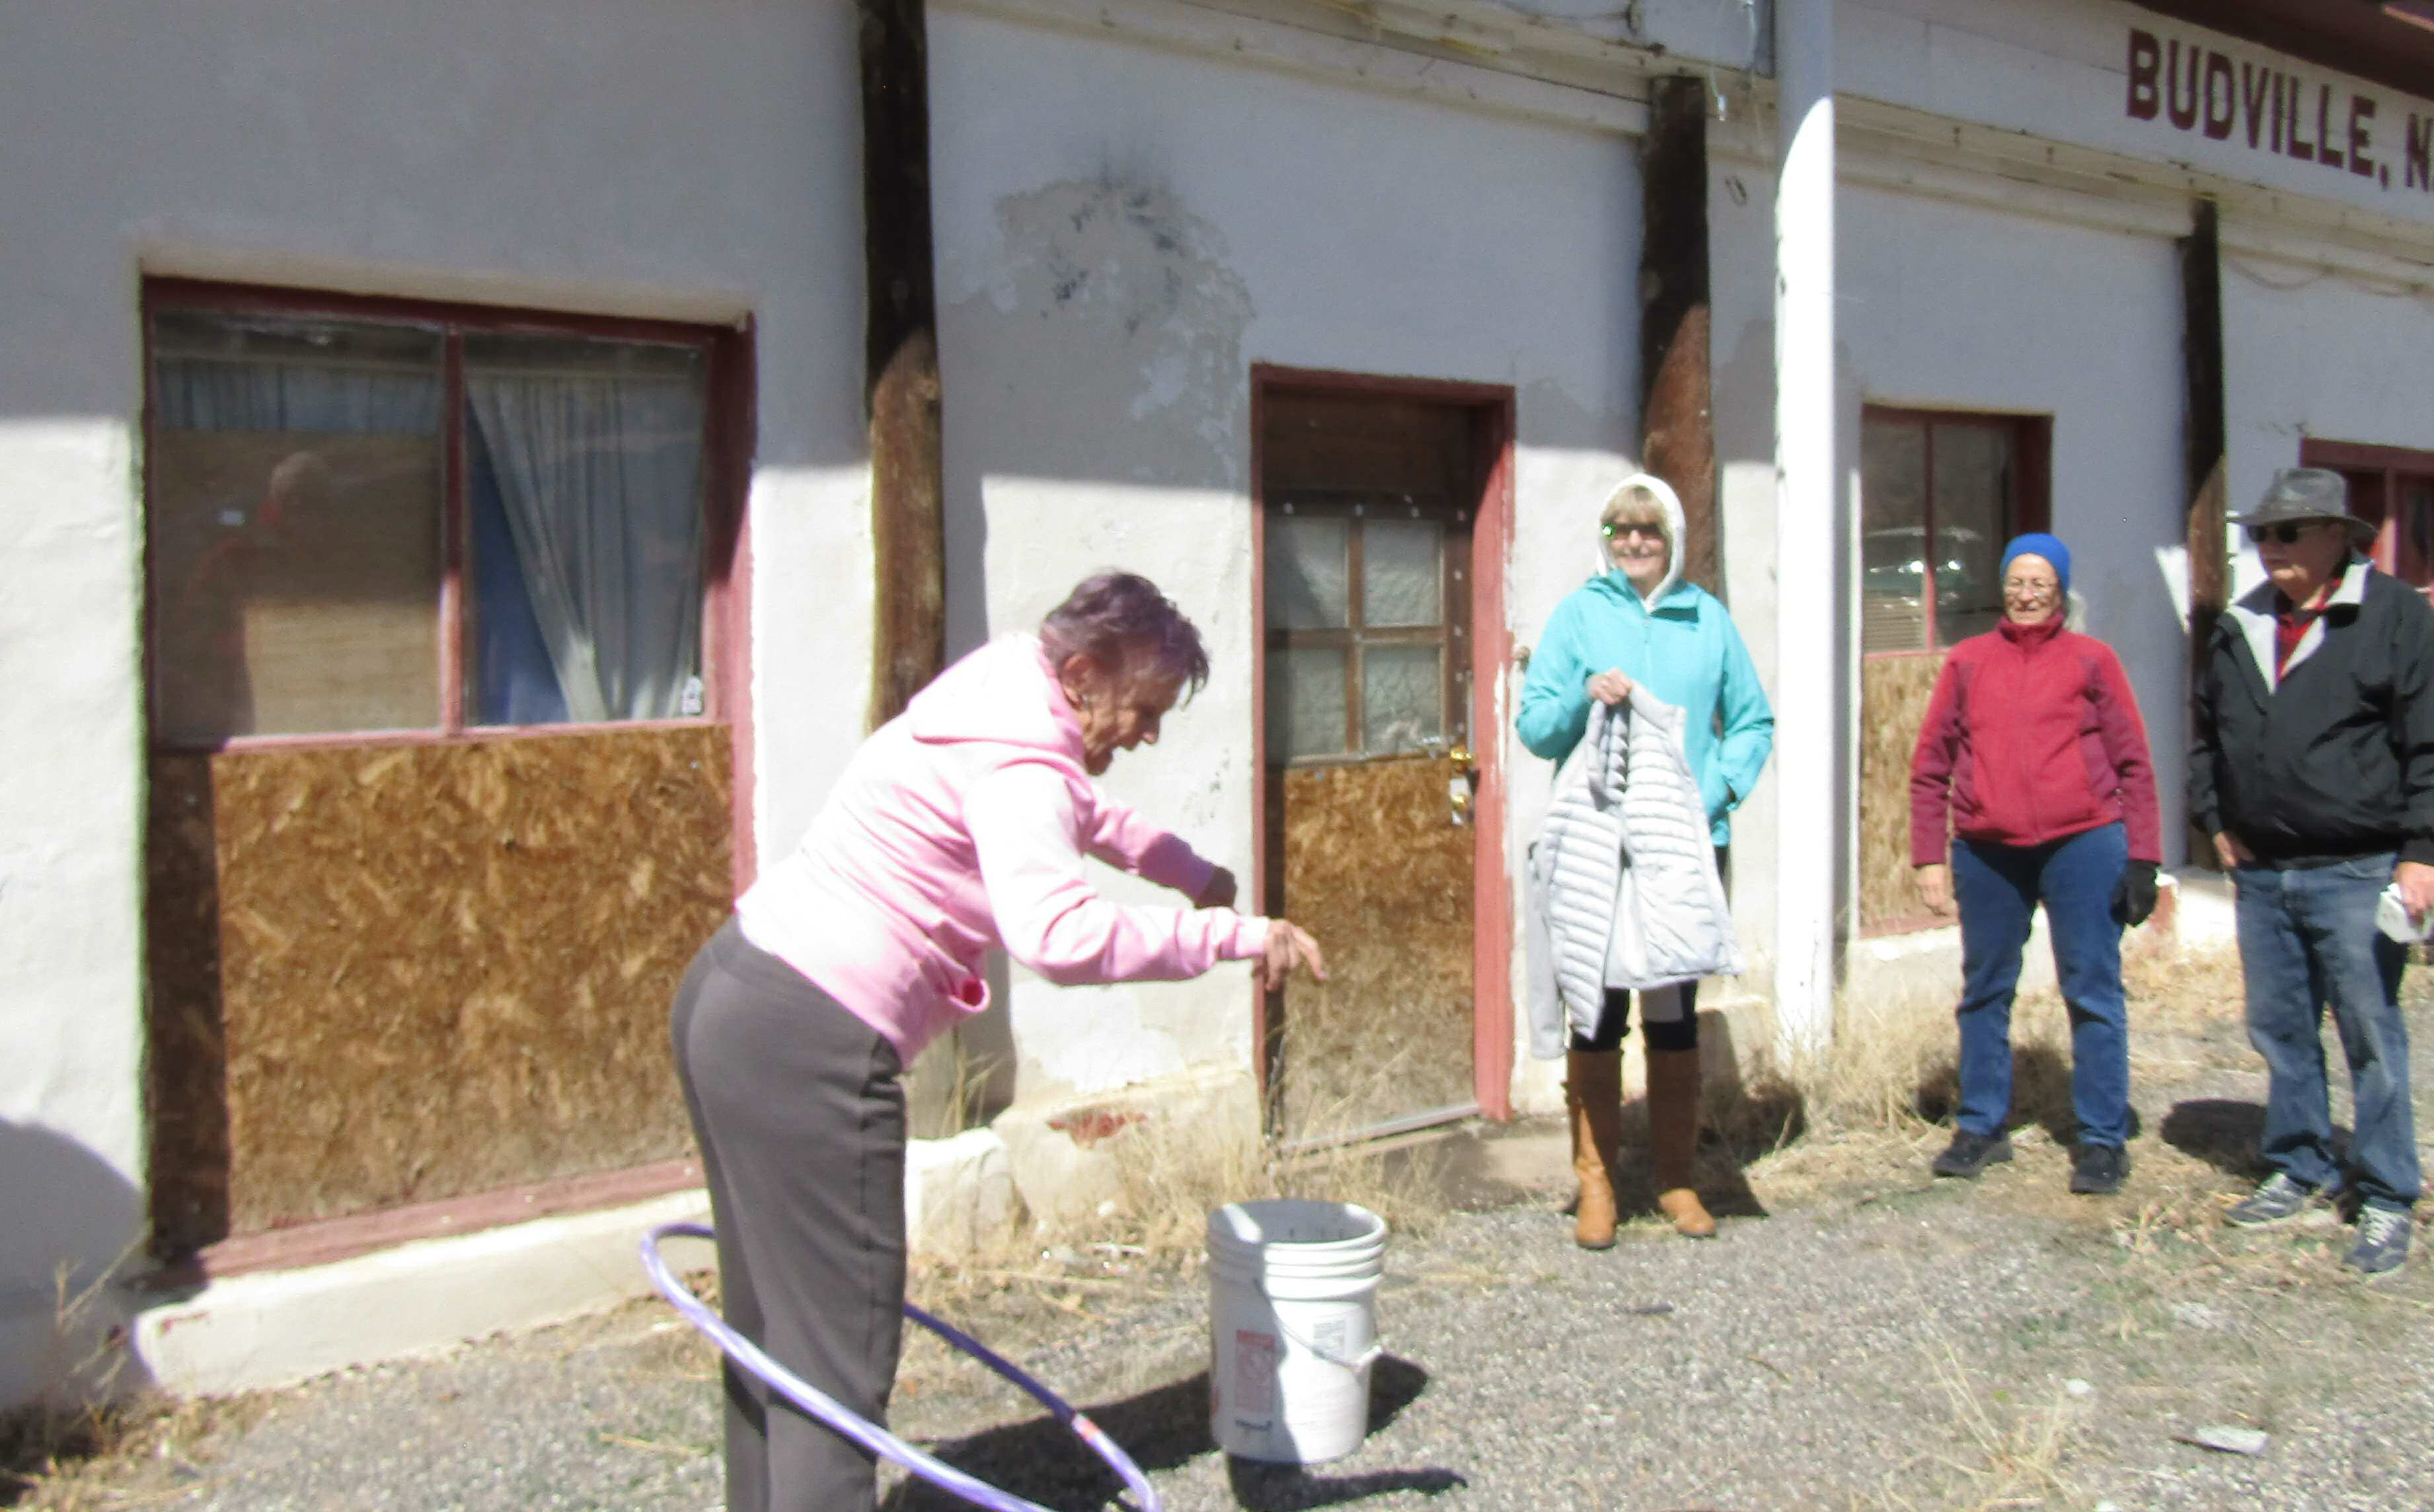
{"left": 2233, "top": 467, "right": 2376, "bottom": 546}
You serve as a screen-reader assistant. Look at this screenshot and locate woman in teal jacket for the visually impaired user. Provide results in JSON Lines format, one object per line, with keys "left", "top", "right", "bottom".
{"left": 1519, "top": 472, "right": 1772, "bottom": 1248}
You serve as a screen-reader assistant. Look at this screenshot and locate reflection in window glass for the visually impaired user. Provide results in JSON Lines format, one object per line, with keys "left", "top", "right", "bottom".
{"left": 1361, "top": 644, "right": 1442, "bottom": 755}
{"left": 463, "top": 335, "right": 708, "bottom": 725}
{"left": 1266, "top": 515, "right": 1350, "bottom": 631}
{"left": 1859, "top": 417, "right": 1928, "bottom": 655}
{"left": 148, "top": 313, "right": 445, "bottom": 743}
{"left": 1931, "top": 422, "right": 2012, "bottom": 648}
{"left": 1361, "top": 520, "right": 1442, "bottom": 628}
{"left": 1268, "top": 647, "right": 1349, "bottom": 763}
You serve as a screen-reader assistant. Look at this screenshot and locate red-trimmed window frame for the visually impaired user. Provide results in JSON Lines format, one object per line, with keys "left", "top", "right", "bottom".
{"left": 139, "top": 278, "right": 755, "bottom": 761}
{"left": 2299, "top": 436, "right": 2434, "bottom": 601}
{"left": 1858, "top": 406, "right": 2053, "bottom": 662}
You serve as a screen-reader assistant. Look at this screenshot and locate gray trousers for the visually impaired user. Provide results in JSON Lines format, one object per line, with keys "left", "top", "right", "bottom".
{"left": 670, "top": 918, "right": 907, "bottom": 1512}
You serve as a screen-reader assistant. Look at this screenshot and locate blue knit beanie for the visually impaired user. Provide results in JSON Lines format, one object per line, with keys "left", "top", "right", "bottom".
{"left": 2000, "top": 532, "right": 2071, "bottom": 597}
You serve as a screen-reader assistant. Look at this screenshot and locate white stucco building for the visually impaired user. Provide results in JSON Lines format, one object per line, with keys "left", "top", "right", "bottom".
{"left": 5, "top": 0, "right": 2431, "bottom": 1404}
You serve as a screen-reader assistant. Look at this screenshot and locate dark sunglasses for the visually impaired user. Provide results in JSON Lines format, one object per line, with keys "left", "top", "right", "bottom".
{"left": 2246, "top": 521, "right": 2322, "bottom": 545}
{"left": 1601, "top": 521, "right": 1665, "bottom": 539}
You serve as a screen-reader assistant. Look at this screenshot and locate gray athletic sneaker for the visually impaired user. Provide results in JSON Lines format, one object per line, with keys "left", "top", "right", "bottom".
{"left": 2344, "top": 1205, "right": 2413, "bottom": 1277}
{"left": 2224, "top": 1172, "right": 2312, "bottom": 1227}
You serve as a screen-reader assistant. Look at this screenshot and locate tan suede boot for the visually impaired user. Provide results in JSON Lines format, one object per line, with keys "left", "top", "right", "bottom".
{"left": 1566, "top": 1049, "right": 1624, "bottom": 1250}
{"left": 1647, "top": 1047, "right": 1718, "bottom": 1238}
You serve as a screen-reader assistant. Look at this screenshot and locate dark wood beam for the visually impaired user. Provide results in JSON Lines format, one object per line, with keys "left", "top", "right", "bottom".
{"left": 1638, "top": 76, "right": 1720, "bottom": 600}
{"left": 860, "top": 0, "right": 946, "bottom": 729}
{"left": 2182, "top": 198, "right": 2228, "bottom": 868}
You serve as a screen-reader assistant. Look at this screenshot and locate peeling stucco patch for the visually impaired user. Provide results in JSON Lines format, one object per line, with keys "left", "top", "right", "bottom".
{"left": 962, "top": 177, "right": 1254, "bottom": 485}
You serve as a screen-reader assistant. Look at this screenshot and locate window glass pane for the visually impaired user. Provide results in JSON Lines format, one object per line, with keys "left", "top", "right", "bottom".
{"left": 1269, "top": 648, "right": 1349, "bottom": 763}
{"left": 1361, "top": 519, "right": 1442, "bottom": 628}
{"left": 1860, "top": 418, "right": 1928, "bottom": 654}
{"left": 148, "top": 313, "right": 445, "bottom": 742}
{"left": 2402, "top": 479, "right": 2434, "bottom": 589}
{"left": 1361, "top": 644, "right": 1442, "bottom": 755}
{"left": 1266, "top": 515, "right": 1350, "bottom": 630}
{"left": 463, "top": 335, "right": 708, "bottom": 724}
{"left": 1930, "top": 422, "right": 2012, "bottom": 648}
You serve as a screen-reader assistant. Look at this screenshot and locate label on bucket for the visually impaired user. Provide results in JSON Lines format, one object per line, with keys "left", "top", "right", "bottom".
{"left": 1232, "top": 1330, "right": 1277, "bottom": 1416}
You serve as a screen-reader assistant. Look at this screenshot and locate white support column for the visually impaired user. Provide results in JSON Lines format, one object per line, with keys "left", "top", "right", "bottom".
{"left": 1772, "top": 0, "right": 1837, "bottom": 1061}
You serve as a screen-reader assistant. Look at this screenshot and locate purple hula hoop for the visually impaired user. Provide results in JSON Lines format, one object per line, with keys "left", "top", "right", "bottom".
{"left": 640, "top": 1221, "right": 1163, "bottom": 1512}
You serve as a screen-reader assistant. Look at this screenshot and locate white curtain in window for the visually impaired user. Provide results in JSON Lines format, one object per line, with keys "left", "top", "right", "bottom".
{"left": 466, "top": 373, "right": 705, "bottom": 724}
{"left": 155, "top": 356, "right": 441, "bottom": 434}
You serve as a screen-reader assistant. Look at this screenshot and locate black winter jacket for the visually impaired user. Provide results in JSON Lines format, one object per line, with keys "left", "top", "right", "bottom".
{"left": 2190, "top": 560, "right": 2434, "bottom": 868}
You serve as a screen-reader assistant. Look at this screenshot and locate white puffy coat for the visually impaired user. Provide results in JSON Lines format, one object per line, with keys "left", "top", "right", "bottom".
{"left": 1525, "top": 689, "right": 1743, "bottom": 1059}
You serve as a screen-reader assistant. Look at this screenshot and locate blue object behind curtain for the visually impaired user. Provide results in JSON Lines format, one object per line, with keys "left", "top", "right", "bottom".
{"left": 467, "top": 421, "right": 572, "bottom": 726}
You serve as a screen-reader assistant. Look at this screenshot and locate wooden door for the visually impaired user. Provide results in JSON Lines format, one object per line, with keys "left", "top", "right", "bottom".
{"left": 1259, "top": 391, "right": 1485, "bottom": 1143}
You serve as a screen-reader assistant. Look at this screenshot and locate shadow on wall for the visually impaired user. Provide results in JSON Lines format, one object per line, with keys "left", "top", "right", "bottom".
{"left": 0, "top": 1118, "right": 151, "bottom": 1418}
{"left": 881, "top": 1355, "right": 1455, "bottom": 1509}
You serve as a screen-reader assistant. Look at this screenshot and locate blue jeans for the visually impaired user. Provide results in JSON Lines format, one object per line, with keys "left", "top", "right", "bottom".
{"left": 2233, "top": 853, "right": 2421, "bottom": 1213}
{"left": 1950, "top": 823, "right": 2131, "bottom": 1147}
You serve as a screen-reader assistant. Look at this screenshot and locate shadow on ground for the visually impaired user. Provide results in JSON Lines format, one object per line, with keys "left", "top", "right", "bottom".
{"left": 882, "top": 1354, "right": 1453, "bottom": 1511}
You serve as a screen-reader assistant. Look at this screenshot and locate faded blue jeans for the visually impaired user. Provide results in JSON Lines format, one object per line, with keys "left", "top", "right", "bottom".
{"left": 1950, "top": 823, "right": 2132, "bottom": 1148}
{"left": 2234, "top": 852, "right": 2421, "bottom": 1213}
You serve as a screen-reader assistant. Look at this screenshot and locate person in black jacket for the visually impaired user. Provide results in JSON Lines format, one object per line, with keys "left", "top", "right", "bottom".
{"left": 2191, "top": 467, "right": 2434, "bottom": 1277}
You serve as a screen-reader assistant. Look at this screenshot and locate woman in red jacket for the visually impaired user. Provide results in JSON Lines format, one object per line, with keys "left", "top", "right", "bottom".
{"left": 1908, "top": 533, "right": 2162, "bottom": 1195}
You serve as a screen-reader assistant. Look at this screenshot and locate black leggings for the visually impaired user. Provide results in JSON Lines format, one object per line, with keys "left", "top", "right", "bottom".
{"left": 1570, "top": 982, "right": 1700, "bottom": 1053}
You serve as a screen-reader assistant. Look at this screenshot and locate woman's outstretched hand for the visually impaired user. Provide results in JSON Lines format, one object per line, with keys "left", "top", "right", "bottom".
{"left": 1260, "top": 921, "right": 1327, "bottom": 992}
{"left": 1194, "top": 866, "right": 1238, "bottom": 910}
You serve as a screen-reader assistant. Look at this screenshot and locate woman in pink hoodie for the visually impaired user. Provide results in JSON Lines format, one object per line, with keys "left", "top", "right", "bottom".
{"left": 671, "top": 572, "right": 1324, "bottom": 1512}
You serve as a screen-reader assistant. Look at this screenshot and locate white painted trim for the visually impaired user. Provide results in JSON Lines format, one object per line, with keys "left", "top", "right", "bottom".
{"left": 132, "top": 1191, "right": 714, "bottom": 1398}
{"left": 944, "top": 0, "right": 1652, "bottom": 135}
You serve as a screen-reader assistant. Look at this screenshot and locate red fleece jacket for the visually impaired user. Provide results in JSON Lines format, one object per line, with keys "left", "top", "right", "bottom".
{"left": 1908, "top": 616, "right": 2163, "bottom": 866}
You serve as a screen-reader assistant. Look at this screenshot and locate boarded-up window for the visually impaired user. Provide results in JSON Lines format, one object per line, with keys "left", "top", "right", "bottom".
{"left": 1858, "top": 408, "right": 2049, "bottom": 934}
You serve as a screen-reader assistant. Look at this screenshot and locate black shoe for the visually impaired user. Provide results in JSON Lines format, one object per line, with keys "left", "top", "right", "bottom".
{"left": 1931, "top": 1130, "right": 2014, "bottom": 1180}
{"left": 2069, "top": 1143, "right": 2128, "bottom": 1195}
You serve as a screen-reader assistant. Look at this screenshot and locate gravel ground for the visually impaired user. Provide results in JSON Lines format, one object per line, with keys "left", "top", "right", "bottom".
{"left": 22, "top": 1000, "right": 2434, "bottom": 1511}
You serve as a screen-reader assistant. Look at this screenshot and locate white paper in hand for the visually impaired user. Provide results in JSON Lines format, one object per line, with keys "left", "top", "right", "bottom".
{"left": 2375, "top": 884, "right": 2431, "bottom": 944}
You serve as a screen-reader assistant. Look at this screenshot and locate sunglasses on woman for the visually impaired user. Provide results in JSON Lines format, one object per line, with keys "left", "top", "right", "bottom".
{"left": 1601, "top": 521, "right": 1665, "bottom": 540}
{"left": 2246, "top": 521, "right": 2321, "bottom": 545}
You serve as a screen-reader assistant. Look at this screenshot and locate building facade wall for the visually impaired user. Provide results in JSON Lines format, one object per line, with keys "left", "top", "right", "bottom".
{"left": 927, "top": 5, "right": 1646, "bottom": 1114}
{"left": 0, "top": 0, "right": 869, "bottom": 1400}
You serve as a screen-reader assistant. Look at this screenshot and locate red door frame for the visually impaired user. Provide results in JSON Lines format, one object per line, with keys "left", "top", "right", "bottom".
{"left": 1247, "top": 363, "right": 1517, "bottom": 1122}
{"left": 2301, "top": 437, "right": 2434, "bottom": 599}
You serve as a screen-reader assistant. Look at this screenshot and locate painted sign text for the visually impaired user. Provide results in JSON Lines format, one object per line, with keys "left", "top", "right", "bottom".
{"left": 2126, "top": 27, "right": 2433, "bottom": 196}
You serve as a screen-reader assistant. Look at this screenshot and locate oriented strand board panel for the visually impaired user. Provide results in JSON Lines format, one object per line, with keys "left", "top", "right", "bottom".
{"left": 196, "top": 726, "right": 731, "bottom": 1237}
{"left": 1275, "top": 756, "right": 1474, "bottom": 1138}
{"left": 1858, "top": 655, "right": 1948, "bottom": 934}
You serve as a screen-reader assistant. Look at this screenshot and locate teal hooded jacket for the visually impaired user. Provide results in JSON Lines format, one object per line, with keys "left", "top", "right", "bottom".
{"left": 1516, "top": 482, "right": 1774, "bottom": 846}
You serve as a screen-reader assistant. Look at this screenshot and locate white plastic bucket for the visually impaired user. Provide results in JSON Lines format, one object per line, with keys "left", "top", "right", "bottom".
{"left": 1206, "top": 1199, "right": 1388, "bottom": 1464}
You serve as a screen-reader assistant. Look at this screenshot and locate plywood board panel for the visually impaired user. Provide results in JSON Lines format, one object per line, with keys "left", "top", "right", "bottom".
{"left": 1858, "top": 655, "right": 1948, "bottom": 934}
{"left": 1274, "top": 756, "right": 1473, "bottom": 1137}
{"left": 188, "top": 726, "right": 731, "bottom": 1236}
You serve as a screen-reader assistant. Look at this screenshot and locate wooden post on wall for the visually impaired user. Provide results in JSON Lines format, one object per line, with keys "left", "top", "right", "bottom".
{"left": 861, "top": 0, "right": 946, "bottom": 728}
{"left": 2181, "top": 198, "right": 2228, "bottom": 866}
{"left": 1640, "top": 75, "right": 1721, "bottom": 598}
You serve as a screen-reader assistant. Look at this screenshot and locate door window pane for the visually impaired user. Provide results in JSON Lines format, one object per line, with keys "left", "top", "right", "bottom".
{"left": 149, "top": 313, "right": 445, "bottom": 742}
{"left": 464, "top": 335, "right": 708, "bottom": 725}
{"left": 1361, "top": 644, "right": 1443, "bottom": 755}
{"left": 1361, "top": 519, "right": 1442, "bottom": 628}
{"left": 1269, "top": 648, "right": 1349, "bottom": 762}
{"left": 1860, "top": 418, "right": 1928, "bottom": 654}
{"left": 1266, "top": 515, "right": 1350, "bottom": 630}
{"left": 1930, "top": 422, "right": 2012, "bottom": 648}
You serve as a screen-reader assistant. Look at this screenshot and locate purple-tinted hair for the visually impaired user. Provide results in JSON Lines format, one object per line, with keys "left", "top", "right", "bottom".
{"left": 1039, "top": 572, "right": 1211, "bottom": 698}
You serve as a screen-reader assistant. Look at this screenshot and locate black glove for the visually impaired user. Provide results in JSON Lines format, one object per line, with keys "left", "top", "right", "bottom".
{"left": 2112, "top": 860, "right": 2159, "bottom": 928}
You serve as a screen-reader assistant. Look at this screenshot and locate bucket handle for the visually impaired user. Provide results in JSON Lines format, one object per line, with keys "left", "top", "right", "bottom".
{"left": 1246, "top": 1277, "right": 1383, "bottom": 1375}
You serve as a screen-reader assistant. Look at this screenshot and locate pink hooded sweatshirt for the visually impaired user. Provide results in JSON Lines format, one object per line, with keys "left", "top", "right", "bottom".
{"left": 736, "top": 634, "right": 1270, "bottom": 1061}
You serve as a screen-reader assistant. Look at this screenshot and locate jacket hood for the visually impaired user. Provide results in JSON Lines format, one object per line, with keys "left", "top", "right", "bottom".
{"left": 1589, "top": 471, "right": 1687, "bottom": 607}
{"left": 900, "top": 633, "right": 1088, "bottom": 771}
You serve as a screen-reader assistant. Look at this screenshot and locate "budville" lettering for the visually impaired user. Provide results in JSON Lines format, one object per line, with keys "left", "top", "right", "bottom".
{"left": 2125, "top": 27, "right": 2433, "bottom": 196}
